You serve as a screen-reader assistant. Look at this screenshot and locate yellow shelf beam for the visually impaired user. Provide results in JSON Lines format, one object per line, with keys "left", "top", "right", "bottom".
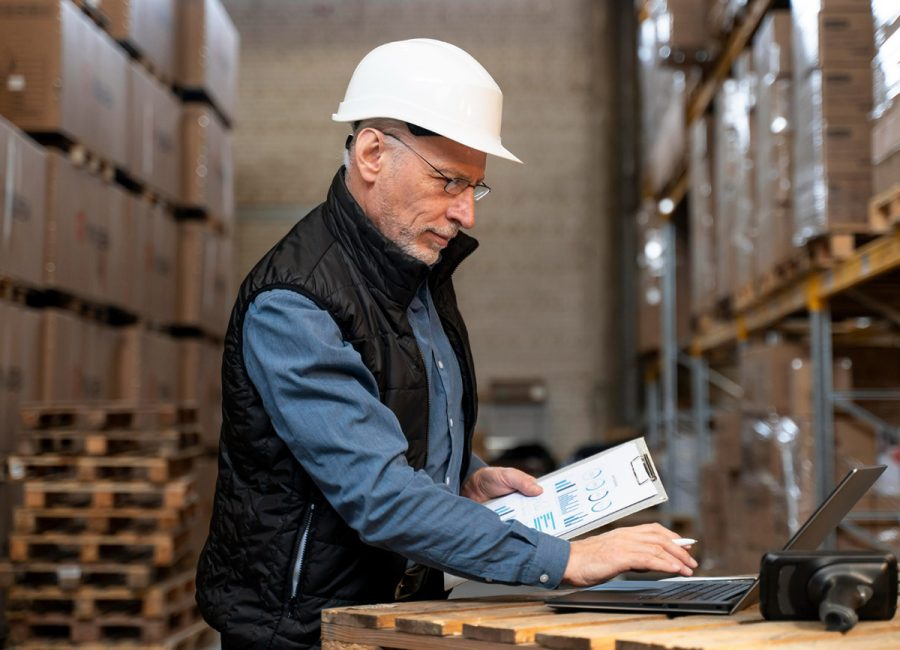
{"left": 687, "top": 0, "right": 774, "bottom": 124}
{"left": 692, "top": 229, "right": 900, "bottom": 352}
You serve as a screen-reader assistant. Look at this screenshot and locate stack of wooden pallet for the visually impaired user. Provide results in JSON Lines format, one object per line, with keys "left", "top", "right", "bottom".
{"left": 2, "top": 402, "right": 214, "bottom": 648}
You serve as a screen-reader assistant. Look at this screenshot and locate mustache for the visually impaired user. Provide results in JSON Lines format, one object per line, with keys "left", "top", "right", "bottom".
{"left": 427, "top": 226, "right": 459, "bottom": 239}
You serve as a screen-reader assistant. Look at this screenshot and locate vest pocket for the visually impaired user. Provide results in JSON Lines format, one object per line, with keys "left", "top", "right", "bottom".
{"left": 288, "top": 503, "right": 316, "bottom": 605}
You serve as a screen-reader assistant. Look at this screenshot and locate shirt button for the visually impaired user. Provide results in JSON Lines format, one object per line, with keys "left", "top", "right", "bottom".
{"left": 486, "top": 577, "right": 493, "bottom": 583}
{"left": 449, "top": 418, "right": 454, "bottom": 428}
{"left": 437, "top": 360, "right": 444, "bottom": 369}
{"left": 539, "top": 574, "right": 550, "bottom": 584}
{"left": 445, "top": 476, "right": 450, "bottom": 485}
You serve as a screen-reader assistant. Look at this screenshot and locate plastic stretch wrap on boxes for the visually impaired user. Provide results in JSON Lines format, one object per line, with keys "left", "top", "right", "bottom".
{"left": 103, "top": 0, "right": 176, "bottom": 81}
{"left": 688, "top": 117, "right": 716, "bottom": 316}
{"left": 638, "top": 15, "right": 701, "bottom": 194}
{"left": 873, "top": 17, "right": 900, "bottom": 120}
{"left": 0, "top": 116, "right": 46, "bottom": 287}
{"left": 793, "top": 70, "right": 873, "bottom": 244}
{"left": 732, "top": 53, "right": 757, "bottom": 293}
{"left": 754, "top": 12, "right": 794, "bottom": 278}
{"left": 714, "top": 80, "right": 753, "bottom": 298}
{"left": 0, "top": 0, "right": 128, "bottom": 167}
{"left": 792, "top": 1, "right": 875, "bottom": 75}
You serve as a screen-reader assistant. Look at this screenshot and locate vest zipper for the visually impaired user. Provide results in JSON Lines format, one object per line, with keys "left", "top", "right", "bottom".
{"left": 289, "top": 503, "right": 316, "bottom": 606}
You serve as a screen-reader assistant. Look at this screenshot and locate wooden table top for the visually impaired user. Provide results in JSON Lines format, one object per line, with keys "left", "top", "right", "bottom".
{"left": 321, "top": 594, "right": 900, "bottom": 650}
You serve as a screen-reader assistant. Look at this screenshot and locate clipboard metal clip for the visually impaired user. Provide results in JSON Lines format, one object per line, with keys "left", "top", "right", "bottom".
{"left": 631, "top": 454, "right": 657, "bottom": 485}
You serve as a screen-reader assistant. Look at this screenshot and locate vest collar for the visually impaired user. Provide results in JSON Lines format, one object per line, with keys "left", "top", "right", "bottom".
{"left": 323, "top": 169, "right": 478, "bottom": 310}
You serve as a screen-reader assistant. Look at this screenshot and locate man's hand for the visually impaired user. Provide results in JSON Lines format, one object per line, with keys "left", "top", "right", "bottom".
{"left": 563, "top": 523, "right": 698, "bottom": 587}
{"left": 460, "top": 466, "right": 543, "bottom": 503}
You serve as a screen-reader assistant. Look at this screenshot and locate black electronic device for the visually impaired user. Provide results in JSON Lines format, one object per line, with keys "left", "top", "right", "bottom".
{"left": 546, "top": 465, "right": 886, "bottom": 615}
{"left": 759, "top": 550, "right": 897, "bottom": 631}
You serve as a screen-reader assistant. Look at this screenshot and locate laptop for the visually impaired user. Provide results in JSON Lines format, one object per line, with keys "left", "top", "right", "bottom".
{"left": 546, "top": 465, "right": 886, "bottom": 615}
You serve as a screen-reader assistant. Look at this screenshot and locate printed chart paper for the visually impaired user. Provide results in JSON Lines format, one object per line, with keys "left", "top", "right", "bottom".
{"left": 445, "top": 437, "right": 667, "bottom": 590}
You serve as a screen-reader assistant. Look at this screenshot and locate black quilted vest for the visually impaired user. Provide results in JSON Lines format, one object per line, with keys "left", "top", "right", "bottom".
{"left": 196, "top": 170, "right": 479, "bottom": 649}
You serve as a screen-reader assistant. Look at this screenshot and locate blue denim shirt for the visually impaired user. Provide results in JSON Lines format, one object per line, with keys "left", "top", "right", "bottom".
{"left": 243, "top": 287, "right": 569, "bottom": 587}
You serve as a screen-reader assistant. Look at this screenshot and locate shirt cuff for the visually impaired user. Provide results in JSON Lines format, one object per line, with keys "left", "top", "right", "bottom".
{"left": 528, "top": 534, "right": 570, "bottom": 589}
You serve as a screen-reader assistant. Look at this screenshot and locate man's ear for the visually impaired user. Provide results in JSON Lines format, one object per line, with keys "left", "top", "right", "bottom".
{"left": 352, "top": 128, "right": 386, "bottom": 184}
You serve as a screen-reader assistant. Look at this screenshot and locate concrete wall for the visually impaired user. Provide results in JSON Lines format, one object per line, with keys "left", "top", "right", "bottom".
{"left": 224, "top": 0, "right": 621, "bottom": 459}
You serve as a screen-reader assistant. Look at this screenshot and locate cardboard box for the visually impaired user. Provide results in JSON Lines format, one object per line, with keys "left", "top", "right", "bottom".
{"left": 179, "top": 339, "right": 222, "bottom": 450}
{"left": 177, "top": 0, "right": 239, "bottom": 124}
{"left": 873, "top": 148, "right": 900, "bottom": 196}
{"left": 100, "top": 0, "right": 176, "bottom": 81}
{"left": 792, "top": 4, "right": 876, "bottom": 73}
{"left": 0, "top": 116, "right": 46, "bottom": 287}
{"left": 126, "top": 197, "right": 177, "bottom": 324}
{"left": 713, "top": 409, "right": 741, "bottom": 471}
{"left": 0, "top": 0, "right": 128, "bottom": 167}
{"left": 872, "top": 96, "right": 900, "bottom": 166}
{"left": 118, "top": 326, "right": 179, "bottom": 403}
{"left": 127, "top": 62, "right": 180, "bottom": 202}
{"left": 44, "top": 152, "right": 129, "bottom": 307}
{"left": 39, "top": 309, "right": 83, "bottom": 401}
{"left": 0, "top": 303, "right": 41, "bottom": 452}
{"left": 177, "top": 222, "right": 233, "bottom": 337}
{"left": 739, "top": 341, "right": 807, "bottom": 414}
{"left": 688, "top": 116, "right": 717, "bottom": 316}
{"left": 181, "top": 105, "right": 234, "bottom": 228}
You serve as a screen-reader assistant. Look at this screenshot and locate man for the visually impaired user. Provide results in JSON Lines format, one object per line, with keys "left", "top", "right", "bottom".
{"left": 196, "top": 39, "right": 696, "bottom": 649}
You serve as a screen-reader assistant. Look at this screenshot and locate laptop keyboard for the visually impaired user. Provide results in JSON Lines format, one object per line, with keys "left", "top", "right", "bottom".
{"left": 637, "top": 581, "right": 750, "bottom": 603}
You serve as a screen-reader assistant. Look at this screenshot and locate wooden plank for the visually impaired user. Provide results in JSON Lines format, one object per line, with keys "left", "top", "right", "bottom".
{"left": 535, "top": 611, "right": 759, "bottom": 650}
{"left": 321, "top": 595, "right": 543, "bottom": 629}
{"left": 321, "top": 621, "right": 541, "bottom": 650}
{"left": 396, "top": 603, "right": 556, "bottom": 637}
{"left": 614, "top": 612, "right": 900, "bottom": 650}
{"left": 464, "top": 611, "right": 663, "bottom": 644}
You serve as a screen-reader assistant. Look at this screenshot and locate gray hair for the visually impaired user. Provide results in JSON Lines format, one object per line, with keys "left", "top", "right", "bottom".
{"left": 342, "top": 118, "right": 409, "bottom": 167}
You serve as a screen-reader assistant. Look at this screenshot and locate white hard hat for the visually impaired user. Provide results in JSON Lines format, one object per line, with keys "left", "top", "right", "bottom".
{"left": 333, "top": 39, "right": 522, "bottom": 163}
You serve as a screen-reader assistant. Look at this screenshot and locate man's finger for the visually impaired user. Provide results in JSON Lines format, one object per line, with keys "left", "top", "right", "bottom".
{"left": 502, "top": 468, "right": 543, "bottom": 496}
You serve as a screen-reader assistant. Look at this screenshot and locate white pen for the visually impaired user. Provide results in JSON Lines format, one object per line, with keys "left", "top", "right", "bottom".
{"left": 673, "top": 538, "right": 698, "bottom": 547}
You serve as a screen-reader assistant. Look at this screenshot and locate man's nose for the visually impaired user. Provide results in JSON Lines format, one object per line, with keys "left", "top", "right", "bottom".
{"left": 447, "top": 188, "right": 476, "bottom": 230}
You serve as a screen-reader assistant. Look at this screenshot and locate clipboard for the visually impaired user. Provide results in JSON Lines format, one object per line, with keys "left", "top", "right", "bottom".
{"left": 444, "top": 437, "right": 667, "bottom": 590}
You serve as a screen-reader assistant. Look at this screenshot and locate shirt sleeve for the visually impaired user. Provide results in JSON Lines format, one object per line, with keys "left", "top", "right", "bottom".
{"left": 464, "top": 453, "right": 488, "bottom": 483}
{"left": 243, "top": 289, "right": 570, "bottom": 587}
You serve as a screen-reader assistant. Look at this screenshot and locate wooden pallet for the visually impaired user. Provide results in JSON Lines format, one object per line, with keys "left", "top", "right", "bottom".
{"left": 17, "top": 426, "right": 202, "bottom": 458}
{"left": 20, "top": 403, "right": 197, "bottom": 432}
{"left": 8, "top": 528, "right": 191, "bottom": 567}
{"left": 869, "top": 184, "right": 900, "bottom": 232}
{"left": 22, "top": 476, "right": 195, "bottom": 511}
{"left": 732, "top": 280, "right": 757, "bottom": 313}
{"left": 321, "top": 595, "right": 900, "bottom": 649}
{"left": 13, "top": 619, "right": 215, "bottom": 650}
{"left": 0, "top": 560, "right": 161, "bottom": 591}
{"left": 8, "top": 446, "right": 201, "bottom": 483}
{"left": 7, "top": 568, "right": 196, "bottom": 620}
{"left": 13, "top": 502, "right": 199, "bottom": 535}
{"left": 7, "top": 601, "right": 200, "bottom": 645}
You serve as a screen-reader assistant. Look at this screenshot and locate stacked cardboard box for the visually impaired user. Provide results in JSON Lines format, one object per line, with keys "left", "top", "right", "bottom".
{"left": 712, "top": 80, "right": 743, "bottom": 301}
{"left": 0, "top": 117, "right": 46, "bottom": 287}
{"left": 127, "top": 196, "right": 178, "bottom": 325}
{"left": 176, "top": 0, "right": 240, "bottom": 125}
{"left": 645, "top": 0, "right": 719, "bottom": 64}
{"left": 118, "top": 326, "right": 180, "bottom": 404}
{"left": 754, "top": 11, "right": 795, "bottom": 279}
{"left": 688, "top": 116, "right": 717, "bottom": 317}
{"left": 181, "top": 105, "right": 234, "bottom": 229}
{"left": 99, "top": 0, "right": 176, "bottom": 81}
{"left": 176, "top": 221, "right": 234, "bottom": 339}
{"left": 0, "top": 0, "right": 128, "bottom": 168}
{"left": 730, "top": 52, "right": 757, "bottom": 295}
{"left": 178, "top": 340, "right": 223, "bottom": 451}
{"left": 792, "top": 0, "right": 874, "bottom": 243}
{"left": 127, "top": 62, "right": 181, "bottom": 202}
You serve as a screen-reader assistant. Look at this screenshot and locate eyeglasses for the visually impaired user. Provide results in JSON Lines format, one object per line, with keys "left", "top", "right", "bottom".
{"left": 383, "top": 132, "right": 491, "bottom": 201}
